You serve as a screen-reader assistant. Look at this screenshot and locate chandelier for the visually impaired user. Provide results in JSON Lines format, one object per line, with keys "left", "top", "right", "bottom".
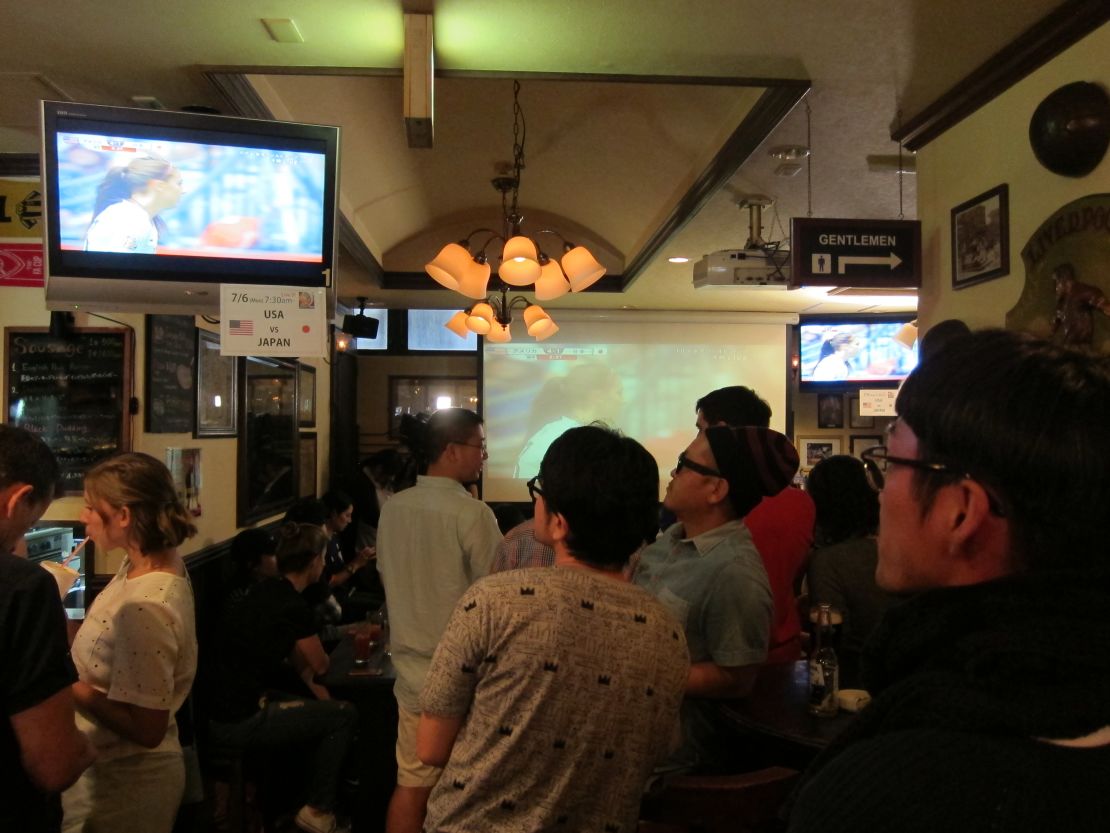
{"left": 425, "top": 80, "right": 607, "bottom": 341}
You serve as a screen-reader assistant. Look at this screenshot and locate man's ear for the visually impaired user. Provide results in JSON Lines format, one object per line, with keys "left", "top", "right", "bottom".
{"left": 546, "top": 508, "right": 570, "bottom": 546}
{"left": 705, "top": 476, "right": 730, "bottom": 509}
{"left": 0, "top": 483, "right": 35, "bottom": 521}
{"left": 940, "top": 479, "right": 1010, "bottom": 577}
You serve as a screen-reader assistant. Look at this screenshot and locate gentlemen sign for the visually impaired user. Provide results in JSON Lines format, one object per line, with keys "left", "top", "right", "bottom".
{"left": 791, "top": 217, "right": 921, "bottom": 287}
{"left": 219, "top": 284, "right": 327, "bottom": 357}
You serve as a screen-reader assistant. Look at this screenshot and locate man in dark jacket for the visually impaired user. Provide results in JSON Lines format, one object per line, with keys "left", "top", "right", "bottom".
{"left": 788, "top": 329, "right": 1110, "bottom": 833}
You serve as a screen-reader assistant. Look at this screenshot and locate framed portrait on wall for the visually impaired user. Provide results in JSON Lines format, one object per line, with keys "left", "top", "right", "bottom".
{"left": 817, "top": 393, "right": 844, "bottom": 429}
{"left": 850, "top": 434, "right": 883, "bottom": 458}
{"left": 195, "top": 329, "right": 237, "bottom": 437}
{"left": 847, "top": 393, "right": 874, "bottom": 429}
{"left": 796, "top": 436, "right": 842, "bottom": 469}
{"left": 952, "top": 184, "right": 1009, "bottom": 289}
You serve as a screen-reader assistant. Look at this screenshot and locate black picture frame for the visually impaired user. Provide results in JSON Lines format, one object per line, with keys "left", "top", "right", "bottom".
{"left": 847, "top": 393, "right": 875, "bottom": 429}
{"left": 952, "top": 184, "right": 1010, "bottom": 290}
{"left": 194, "top": 329, "right": 238, "bottom": 437}
{"left": 817, "top": 393, "right": 844, "bottom": 429}
{"left": 238, "top": 356, "right": 298, "bottom": 526}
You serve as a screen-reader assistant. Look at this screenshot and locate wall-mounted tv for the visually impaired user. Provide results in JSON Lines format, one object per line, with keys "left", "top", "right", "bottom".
{"left": 41, "top": 101, "right": 339, "bottom": 313}
{"left": 799, "top": 316, "right": 918, "bottom": 390}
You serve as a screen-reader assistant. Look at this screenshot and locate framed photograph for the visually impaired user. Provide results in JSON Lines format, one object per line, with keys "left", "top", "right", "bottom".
{"left": 389, "top": 375, "right": 479, "bottom": 437}
{"left": 850, "top": 434, "right": 883, "bottom": 459}
{"left": 297, "top": 364, "right": 316, "bottom": 428}
{"left": 952, "top": 184, "right": 1009, "bottom": 289}
{"left": 238, "top": 356, "right": 298, "bottom": 526}
{"left": 299, "top": 432, "right": 317, "bottom": 498}
{"left": 195, "top": 329, "right": 238, "bottom": 437}
{"left": 816, "top": 393, "right": 844, "bottom": 429}
{"left": 847, "top": 394, "right": 874, "bottom": 429}
{"left": 796, "top": 436, "right": 842, "bottom": 469}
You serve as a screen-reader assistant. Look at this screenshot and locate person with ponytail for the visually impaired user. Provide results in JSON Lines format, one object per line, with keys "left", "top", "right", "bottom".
{"left": 62, "top": 453, "right": 198, "bottom": 832}
{"left": 83, "top": 155, "right": 183, "bottom": 254}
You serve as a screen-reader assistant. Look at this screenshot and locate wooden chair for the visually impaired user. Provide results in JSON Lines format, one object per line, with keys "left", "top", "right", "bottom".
{"left": 639, "top": 766, "right": 800, "bottom": 833}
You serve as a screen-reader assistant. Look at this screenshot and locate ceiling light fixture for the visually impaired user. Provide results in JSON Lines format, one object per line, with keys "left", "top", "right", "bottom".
{"left": 668, "top": 256, "right": 690, "bottom": 263}
{"left": 426, "top": 80, "right": 606, "bottom": 340}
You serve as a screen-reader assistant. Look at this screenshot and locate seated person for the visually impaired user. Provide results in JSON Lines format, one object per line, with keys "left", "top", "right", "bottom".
{"left": 804, "top": 455, "right": 894, "bottom": 656}
{"left": 321, "top": 490, "right": 379, "bottom": 620}
{"left": 223, "top": 527, "right": 278, "bottom": 615}
{"left": 283, "top": 498, "right": 345, "bottom": 636}
{"left": 207, "top": 522, "right": 358, "bottom": 833}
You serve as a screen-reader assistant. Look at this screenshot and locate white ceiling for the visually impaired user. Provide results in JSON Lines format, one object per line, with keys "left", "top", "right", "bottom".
{"left": 1, "top": 0, "right": 1068, "bottom": 317}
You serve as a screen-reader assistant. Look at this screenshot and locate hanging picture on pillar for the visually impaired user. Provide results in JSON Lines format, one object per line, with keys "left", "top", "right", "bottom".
{"left": 952, "top": 184, "right": 1009, "bottom": 289}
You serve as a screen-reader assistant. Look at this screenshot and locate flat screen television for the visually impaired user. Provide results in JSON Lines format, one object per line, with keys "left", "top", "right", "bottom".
{"left": 41, "top": 101, "right": 339, "bottom": 313}
{"left": 799, "top": 316, "right": 918, "bottom": 390}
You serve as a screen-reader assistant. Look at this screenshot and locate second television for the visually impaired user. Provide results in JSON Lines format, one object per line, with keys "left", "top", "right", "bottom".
{"left": 799, "top": 315, "right": 918, "bottom": 390}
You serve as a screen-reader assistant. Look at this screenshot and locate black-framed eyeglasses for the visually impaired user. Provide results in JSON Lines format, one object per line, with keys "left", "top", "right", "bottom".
{"left": 675, "top": 451, "right": 724, "bottom": 479}
{"left": 860, "top": 446, "right": 1006, "bottom": 516}
{"left": 526, "top": 476, "right": 544, "bottom": 503}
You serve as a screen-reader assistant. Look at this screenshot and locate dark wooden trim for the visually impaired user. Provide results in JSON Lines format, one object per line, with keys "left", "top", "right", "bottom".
{"left": 379, "top": 271, "right": 623, "bottom": 293}
{"left": 0, "top": 153, "right": 40, "bottom": 177}
{"left": 339, "top": 215, "right": 385, "bottom": 284}
{"left": 893, "top": 0, "right": 1110, "bottom": 151}
{"left": 200, "top": 70, "right": 276, "bottom": 119}
{"left": 621, "top": 84, "right": 810, "bottom": 289}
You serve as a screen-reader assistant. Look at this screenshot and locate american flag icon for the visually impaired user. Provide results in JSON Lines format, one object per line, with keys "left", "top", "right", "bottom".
{"left": 229, "top": 320, "right": 254, "bottom": 335}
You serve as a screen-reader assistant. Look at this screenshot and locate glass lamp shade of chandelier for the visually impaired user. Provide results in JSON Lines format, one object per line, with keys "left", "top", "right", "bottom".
{"left": 444, "top": 310, "right": 470, "bottom": 338}
{"left": 499, "top": 235, "right": 542, "bottom": 285}
{"left": 456, "top": 257, "right": 492, "bottom": 299}
{"left": 534, "top": 257, "right": 570, "bottom": 301}
{"left": 466, "top": 302, "right": 495, "bottom": 335}
{"left": 562, "top": 246, "right": 606, "bottom": 292}
{"left": 523, "top": 304, "right": 555, "bottom": 338}
{"left": 485, "top": 321, "right": 512, "bottom": 343}
{"left": 535, "top": 322, "right": 559, "bottom": 341}
{"left": 425, "top": 242, "right": 471, "bottom": 292}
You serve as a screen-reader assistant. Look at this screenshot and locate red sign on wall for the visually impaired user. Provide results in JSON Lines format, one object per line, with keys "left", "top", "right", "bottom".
{"left": 0, "top": 243, "right": 44, "bottom": 286}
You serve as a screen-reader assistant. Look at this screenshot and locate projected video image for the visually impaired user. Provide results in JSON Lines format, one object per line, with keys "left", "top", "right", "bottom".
{"left": 482, "top": 319, "right": 788, "bottom": 503}
{"left": 54, "top": 132, "right": 328, "bottom": 261}
{"left": 799, "top": 321, "right": 918, "bottom": 383}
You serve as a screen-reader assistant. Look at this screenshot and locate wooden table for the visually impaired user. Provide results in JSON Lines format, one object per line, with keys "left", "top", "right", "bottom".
{"left": 718, "top": 660, "right": 858, "bottom": 769}
{"left": 323, "top": 635, "right": 397, "bottom": 833}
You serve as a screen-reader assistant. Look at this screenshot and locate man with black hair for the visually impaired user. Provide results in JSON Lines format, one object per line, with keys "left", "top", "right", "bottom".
{"left": 695, "top": 386, "right": 816, "bottom": 664}
{"left": 788, "top": 329, "right": 1110, "bottom": 832}
{"left": 1, "top": 425, "right": 96, "bottom": 832}
{"left": 634, "top": 423, "right": 799, "bottom": 772}
{"left": 415, "top": 425, "right": 688, "bottom": 833}
{"left": 377, "top": 408, "right": 502, "bottom": 833}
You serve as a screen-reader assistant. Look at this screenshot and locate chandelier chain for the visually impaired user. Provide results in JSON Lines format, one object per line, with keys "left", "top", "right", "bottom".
{"left": 509, "top": 79, "right": 526, "bottom": 222}
{"left": 897, "top": 108, "right": 905, "bottom": 220}
{"left": 805, "top": 99, "right": 813, "bottom": 218}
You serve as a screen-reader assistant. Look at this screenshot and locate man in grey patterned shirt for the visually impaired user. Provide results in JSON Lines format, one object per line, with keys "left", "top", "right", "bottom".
{"left": 416, "top": 425, "right": 689, "bottom": 833}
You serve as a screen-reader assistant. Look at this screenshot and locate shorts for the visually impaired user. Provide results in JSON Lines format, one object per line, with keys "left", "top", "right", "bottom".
{"left": 395, "top": 705, "right": 444, "bottom": 788}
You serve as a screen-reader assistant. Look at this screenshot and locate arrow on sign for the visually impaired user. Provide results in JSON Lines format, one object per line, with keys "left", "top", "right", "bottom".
{"left": 837, "top": 252, "right": 902, "bottom": 273}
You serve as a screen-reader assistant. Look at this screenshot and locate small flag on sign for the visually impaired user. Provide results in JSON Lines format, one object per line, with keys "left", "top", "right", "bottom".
{"left": 229, "top": 320, "right": 254, "bottom": 335}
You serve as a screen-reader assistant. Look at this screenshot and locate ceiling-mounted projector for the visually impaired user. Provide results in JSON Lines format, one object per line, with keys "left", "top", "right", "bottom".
{"left": 692, "top": 248, "right": 791, "bottom": 290}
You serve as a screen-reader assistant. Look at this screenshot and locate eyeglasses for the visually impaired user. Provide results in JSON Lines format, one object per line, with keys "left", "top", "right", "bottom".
{"left": 526, "top": 476, "right": 544, "bottom": 503}
{"left": 452, "top": 440, "right": 487, "bottom": 453}
{"left": 860, "top": 446, "right": 1006, "bottom": 516}
{"left": 675, "top": 451, "right": 724, "bottom": 479}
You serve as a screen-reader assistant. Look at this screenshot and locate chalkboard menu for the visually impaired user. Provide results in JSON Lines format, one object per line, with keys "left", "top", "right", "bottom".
{"left": 5, "top": 328, "right": 132, "bottom": 494}
{"left": 145, "top": 315, "right": 196, "bottom": 434}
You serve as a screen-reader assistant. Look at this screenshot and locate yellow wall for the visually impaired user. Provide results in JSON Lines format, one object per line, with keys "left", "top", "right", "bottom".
{"left": 915, "top": 23, "right": 1110, "bottom": 329}
{"left": 1, "top": 285, "right": 330, "bottom": 566}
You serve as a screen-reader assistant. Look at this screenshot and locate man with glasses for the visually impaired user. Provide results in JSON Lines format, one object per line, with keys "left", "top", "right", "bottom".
{"left": 416, "top": 425, "right": 688, "bottom": 832}
{"left": 695, "top": 386, "right": 816, "bottom": 664}
{"left": 634, "top": 423, "right": 800, "bottom": 773}
{"left": 376, "top": 408, "right": 502, "bottom": 833}
{"left": 789, "top": 329, "right": 1110, "bottom": 832}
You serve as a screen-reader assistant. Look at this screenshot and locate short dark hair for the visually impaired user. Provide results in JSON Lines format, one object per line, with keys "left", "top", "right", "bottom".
{"left": 896, "top": 328, "right": 1110, "bottom": 572}
{"left": 0, "top": 424, "right": 61, "bottom": 505}
{"left": 806, "top": 455, "right": 878, "bottom": 545}
{"left": 538, "top": 425, "right": 659, "bottom": 569}
{"left": 230, "top": 527, "right": 276, "bottom": 570}
{"left": 919, "top": 318, "right": 971, "bottom": 363}
{"left": 696, "top": 386, "right": 772, "bottom": 428}
{"left": 275, "top": 522, "right": 329, "bottom": 574}
{"left": 405, "top": 408, "right": 483, "bottom": 471}
{"left": 283, "top": 497, "right": 328, "bottom": 527}
{"left": 321, "top": 489, "right": 353, "bottom": 517}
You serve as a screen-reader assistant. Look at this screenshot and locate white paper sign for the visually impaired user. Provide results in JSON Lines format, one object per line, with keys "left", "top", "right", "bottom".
{"left": 219, "top": 285, "right": 328, "bottom": 357}
{"left": 859, "top": 388, "right": 898, "bottom": 417}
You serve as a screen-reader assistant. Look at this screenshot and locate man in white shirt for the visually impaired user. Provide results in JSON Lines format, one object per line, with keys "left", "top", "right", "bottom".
{"left": 375, "top": 409, "right": 502, "bottom": 833}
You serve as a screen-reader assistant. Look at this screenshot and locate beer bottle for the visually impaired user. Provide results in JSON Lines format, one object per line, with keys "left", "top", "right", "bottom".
{"left": 808, "top": 603, "right": 840, "bottom": 717}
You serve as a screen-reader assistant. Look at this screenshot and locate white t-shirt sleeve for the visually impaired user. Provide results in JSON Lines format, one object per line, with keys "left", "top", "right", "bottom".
{"left": 105, "top": 592, "right": 184, "bottom": 710}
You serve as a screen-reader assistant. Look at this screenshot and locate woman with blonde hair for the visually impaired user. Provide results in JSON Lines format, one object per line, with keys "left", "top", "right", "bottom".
{"left": 62, "top": 453, "right": 198, "bottom": 832}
